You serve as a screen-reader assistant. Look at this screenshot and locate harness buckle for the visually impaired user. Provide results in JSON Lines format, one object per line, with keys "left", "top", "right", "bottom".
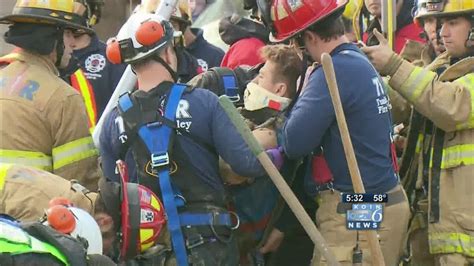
{"left": 151, "top": 152, "right": 170, "bottom": 168}
{"left": 226, "top": 94, "right": 240, "bottom": 103}
{"left": 185, "top": 234, "right": 205, "bottom": 249}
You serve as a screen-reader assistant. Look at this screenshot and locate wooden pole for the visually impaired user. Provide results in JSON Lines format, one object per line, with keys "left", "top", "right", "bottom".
{"left": 219, "top": 96, "right": 340, "bottom": 266}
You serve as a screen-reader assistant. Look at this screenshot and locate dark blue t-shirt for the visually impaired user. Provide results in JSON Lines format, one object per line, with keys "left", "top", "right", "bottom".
{"left": 69, "top": 35, "right": 127, "bottom": 118}
{"left": 187, "top": 28, "right": 225, "bottom": 72}
{"left": 99, "top": 83, "right": 265, "bottom": 191}
{"left": 281, "top": 43, "right": 398, "bottom": 193}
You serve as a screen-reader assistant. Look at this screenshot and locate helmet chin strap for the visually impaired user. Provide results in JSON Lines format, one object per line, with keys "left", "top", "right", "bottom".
{"left": 55, "top": 28, "right": 65, "bottom": 68}
{"left": 152, "top": 53, "right": 178, "bottom": 83}
{"left": 466, "top": 16, "right": 474, "bottom": 48}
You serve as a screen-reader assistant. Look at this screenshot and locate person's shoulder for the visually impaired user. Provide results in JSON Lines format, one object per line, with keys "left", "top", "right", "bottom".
{"left": 186, "top": 86, "right": 219, "bottom": 101}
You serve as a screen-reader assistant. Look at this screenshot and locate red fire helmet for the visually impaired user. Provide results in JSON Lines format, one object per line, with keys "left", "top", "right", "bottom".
{"left": 269, "top": 0, "right": 348, "bottom": 42}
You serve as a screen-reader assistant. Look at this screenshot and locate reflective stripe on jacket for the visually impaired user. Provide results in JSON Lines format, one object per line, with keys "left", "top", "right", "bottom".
{"left": 0, "top": 221, "right": 68, "bottom": 265}
{"left": 0, "top": 51, "right": 100, "bottom": 190}
{"left": 70, "top": 69, "right": 97, "bottom": 134}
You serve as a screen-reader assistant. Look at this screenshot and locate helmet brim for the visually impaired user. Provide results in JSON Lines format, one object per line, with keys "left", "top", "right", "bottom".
{"left": 0, "top": 8, "right": 94, "bottom": 34}
{"left": 430, "top": 9, "right": 474, "bottom": 18}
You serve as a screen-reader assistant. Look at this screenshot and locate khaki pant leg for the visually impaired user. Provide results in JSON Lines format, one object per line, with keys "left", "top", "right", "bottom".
{"left": 410, "top": 228, "right": 436, "bottom": 266}
{"left": 312, "top": 190, "right": 356, "bottom": 266}
{"left": 375, "top": 186, "right": 411, "bottom": 266}
{"left": 313, "top": 185, "right": 410, "bottom": 266}
{"left": 428, "top": 166, "right": 474, "bottom": 259}
{"left": 435, "top": 253, "right": 474, "bottom": 266}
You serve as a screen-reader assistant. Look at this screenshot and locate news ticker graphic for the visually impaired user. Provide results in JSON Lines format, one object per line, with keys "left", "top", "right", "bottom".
{"left": 346, "top": 203, "right": 383, "bottom": 230}
{"left": 341, "top": 193, "right": 388, "bottom": 203}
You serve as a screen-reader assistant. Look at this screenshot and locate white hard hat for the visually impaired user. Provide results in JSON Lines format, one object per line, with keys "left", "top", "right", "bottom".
{"left": 44, "top": 206, "right": 103, "bottom": 255}
{"left": 68, "top": 207, "right": 103, "bottom": 255}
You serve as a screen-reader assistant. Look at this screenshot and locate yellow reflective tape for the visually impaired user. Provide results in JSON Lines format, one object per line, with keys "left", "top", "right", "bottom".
{"left": 415, "top": 134, "right": 424, "bottom": 154}
{"left": 0, "top": 150, "right": 52, "bottom": 171}
{"left": 52, "top": 137, "right": 98, "bottom": 170}
{"left": 455, "top": 74, "right": 474, "bottom": 130}
{"left": 151, "top": 196, "right": 161, "bottom": 211}
{"left": 139, "top": 229, "right": 154, "bottom": 251}
{"left": 0, "top": 163, "right": 13, "bottom": 191}
{"left": 429, "top": 232, "right": 474, "bottom": 257}
{"left": 440, "top": 144, "right": 474, "bottom": 169}
{"left": 74, "top": 70, "right": 97, "bottom": 129}
{"left": 401, "top": 67, "right": 437, "bottom": 102}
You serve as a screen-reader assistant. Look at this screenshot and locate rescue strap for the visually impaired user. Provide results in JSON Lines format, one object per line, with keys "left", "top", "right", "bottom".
{"left": 0, "top": 219, "right": 68, "bottom": 265}
{"left": 70, "top": 69, "right": 98, "bottom": 134}
{"left": 118, "top": 84, "right": 232, "bottom": 266}
{"left": 399, "top": 110, "right": 423, "bottom": 181}
{"left": 0, "top": 137, "right": 97, "bottom": 172}
{"left": 213, "top": 67, "right": 240, "bottom": 103}
{"left": 400, "top": 111, "right": 424, "bottom": 204}
{"left": 429, "top": 128, "right": 444, "bottom": 223}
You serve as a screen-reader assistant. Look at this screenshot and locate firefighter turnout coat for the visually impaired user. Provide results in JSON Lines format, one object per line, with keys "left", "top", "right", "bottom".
{"left": 387, "top": 51, "right": 474, "bottom": 258}
{"left": 0, "top": 50, "right": 100, "bottom": 190}
{"left": 0, "top": 163, "right": 96, "bottom": 222}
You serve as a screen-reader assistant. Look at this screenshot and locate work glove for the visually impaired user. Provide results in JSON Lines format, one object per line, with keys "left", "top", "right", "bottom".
{"left": 266, "top": 146, "right": 284, "bottom": 170}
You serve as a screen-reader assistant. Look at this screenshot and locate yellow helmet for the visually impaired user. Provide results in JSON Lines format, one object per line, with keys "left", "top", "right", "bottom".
{"left": 413, "top": 0, "right": 446, "bottom": 25}
{"left": 0, "top": 0, "right": 92, "bottom": 33}
{"left": 433, "top": 0, "right": 474, "bottom": 17}
{"left": 343, "top": 0, "right": 359, "bottom": 20}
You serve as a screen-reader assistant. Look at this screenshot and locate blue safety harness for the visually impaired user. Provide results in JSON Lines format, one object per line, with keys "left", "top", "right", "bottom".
{"left": 118, "top": 84, "right": 233, "bottom": 266}
{"left": 221, "top": 73, "right": 240, "bottom": 103}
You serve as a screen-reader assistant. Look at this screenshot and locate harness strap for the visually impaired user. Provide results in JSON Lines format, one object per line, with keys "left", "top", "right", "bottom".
{"left": 137, "top": 84, "right": 189, "bottom": 266}
{"left": 179, "top": 213, "right": 232, "bottom": 227}
{"left": 213, "top": 68, "right": 240, "bottom": 103}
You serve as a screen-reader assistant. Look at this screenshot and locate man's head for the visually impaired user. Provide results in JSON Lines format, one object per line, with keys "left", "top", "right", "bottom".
{"left": 253, "top": 45, "right": 301, "bottom": 99}
{"left": 432, "top": 0, "right": 474, "bottom": 57}
{"left": 243, "top": 44, "right": 301, "bottom": 113}
{"left": 364, "top": 0, "right": 404, "bottom": 18}
{"left": 106, "top": 16, "right": 177, "bottom": 72}
{"left": 0, "top": 0, "right": 94, "bottom": 67}
{"left": 414, "top": 0, "right": 447, "bottom": 55}
{"left": 189, "top": 0, "right": 208, "bottom": 21}
{"left": 268, "top": 0, "right": 348, "bottom": 62}
{"left": 96, "top": 177, "right": 166, "bottom": 261}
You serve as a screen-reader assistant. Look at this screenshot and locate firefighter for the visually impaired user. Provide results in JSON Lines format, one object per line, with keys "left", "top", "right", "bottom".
{"left": 0, "top": 172, "right": 114, "bottom": 265}
{"left": 0, "top": 217, "right": 114, "bottom": 266}
{"left": 170, "top": 0, "right": 225, "bottom": 71}
{"left": 266, "top": 0, "right": 410, "bottom": 264}
{"left": 362, "top": 0, "right": 474, "bottom": 264}
{"left": 101, "top": 13, "right": 267, "bottom": 265}
{"left": 60, "top": 0, "right": 127, "bottom": 131}
{"left": 354, "top": 0, "right": 425, "bottom": 54}
{"left": 390, "top": 1, "right": 450, "bottom": 264}
{"left": 0, "top": 0, "right": 100, "bottom": 190}
{"left": 0, "top": 163, "right": 168, "bottom": 262}
{"left": 0, "top": 164, "right": 96, "bottom": 223}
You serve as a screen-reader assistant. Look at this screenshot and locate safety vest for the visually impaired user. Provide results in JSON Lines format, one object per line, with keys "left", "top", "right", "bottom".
{"left": 0, "top": 220, "right": 68, "bottom": 265}
{"left": 70, "top": 69, "right": 98, "bottom": 134}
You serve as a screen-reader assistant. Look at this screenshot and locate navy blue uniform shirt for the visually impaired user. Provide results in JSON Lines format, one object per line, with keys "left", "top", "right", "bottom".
{"left": 281, "top": 43, "right": 398, "bottom": 193}
{"left": 187, "top": 28, "right": 225, "bottom": 72}
{"left": 63, "top": 34, "right": 127, "bottom": 119}
{"left": 99, "top": 83, "right": 265, "bottom": 191}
